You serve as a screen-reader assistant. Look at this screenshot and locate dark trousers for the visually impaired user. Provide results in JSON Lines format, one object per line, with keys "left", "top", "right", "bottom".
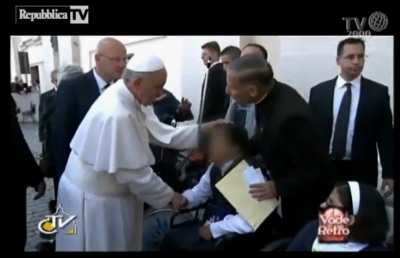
{"left": 333, "top": 160, "right": 354, "bottom": 183}
{"left": 160, "top": 221, "right": 217, "bottom": 251}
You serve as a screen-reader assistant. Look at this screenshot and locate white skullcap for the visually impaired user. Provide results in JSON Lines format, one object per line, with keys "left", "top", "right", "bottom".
{"left": 348, "top": 181, "right": 360, "bottom": 216}
{"left": 126, "top": 52, "right": 165, "bottom": 72}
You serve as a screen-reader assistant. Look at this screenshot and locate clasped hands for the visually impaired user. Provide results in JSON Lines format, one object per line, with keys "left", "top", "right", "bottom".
{"left": 170, "top": 192, "right": 188, "bottom": 211}
{"left": 169, "top": 193, "right": 213, "bottom": 240}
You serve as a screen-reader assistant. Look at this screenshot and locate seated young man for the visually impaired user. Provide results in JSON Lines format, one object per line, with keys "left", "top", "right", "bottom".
{"left": 160, "top": 123, "right": 283, "bottom": 251}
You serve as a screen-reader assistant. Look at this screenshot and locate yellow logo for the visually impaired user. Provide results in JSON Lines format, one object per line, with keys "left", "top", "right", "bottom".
{"left": 38, "top": 204, "right": 77, "bottom": 235}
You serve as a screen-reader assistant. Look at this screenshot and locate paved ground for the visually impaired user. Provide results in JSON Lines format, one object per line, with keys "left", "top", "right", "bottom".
{"left": 20, "top": 122, "right": 394, "bottom": 251}
{"left": 21, "top": 123, "right": 55, "bottom": 252}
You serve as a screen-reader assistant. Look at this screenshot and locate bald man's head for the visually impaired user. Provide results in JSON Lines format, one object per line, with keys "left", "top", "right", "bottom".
{"left": 94, "top": 37, "right": 127, "bottom": 82}
{"left": 241, "top": 43, "right": 268, "bottom": 60}
{"left": 226, "top": 54, "right": 274, "bottom": 104}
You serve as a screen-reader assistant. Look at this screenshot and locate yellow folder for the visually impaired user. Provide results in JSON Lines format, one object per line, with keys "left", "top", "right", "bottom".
{"left": 216, "top": 160, "right": 280, "bottom": 230}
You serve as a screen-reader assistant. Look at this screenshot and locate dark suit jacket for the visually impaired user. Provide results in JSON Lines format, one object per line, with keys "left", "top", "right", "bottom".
{"left": 11, "top": 94, "right": 44, "bottom": 251}
{"left": 309, "top": 77, "right": 394, "bottom": 186}
{"left": 250, "top": 81, "right": 335, "bottom": 237}
{"left": 201, "top": 63, "right": 228, "bottom": 122}
{"left": 51, "top": 70, "right": 100, "bottom": 178}
{"left": 39, "top": 88, "right": 56, "bottom": 143}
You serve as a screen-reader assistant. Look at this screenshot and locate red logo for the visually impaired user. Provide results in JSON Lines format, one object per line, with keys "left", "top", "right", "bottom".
{"left": 318, "top": 206, "right": 350, "bottom": 243}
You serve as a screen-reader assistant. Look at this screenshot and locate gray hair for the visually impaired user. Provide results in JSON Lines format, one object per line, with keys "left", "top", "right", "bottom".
{"left": 122, "top": 68, "right": 152, "bottom": 85}
{"left": 50, "top": 69, "right": 58, "bottom": 81}
{"left": 57, "top": 64, "right": 84, "bottom": 85}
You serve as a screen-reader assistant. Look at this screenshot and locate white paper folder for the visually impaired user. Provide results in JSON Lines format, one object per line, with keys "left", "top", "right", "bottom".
{"left": 215, "top": 160, "right": 280, "bottom": 230}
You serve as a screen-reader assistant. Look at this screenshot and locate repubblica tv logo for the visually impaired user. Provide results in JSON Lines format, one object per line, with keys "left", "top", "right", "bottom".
{"left": 318, "top": 206, "right": 350, "bottom": 243}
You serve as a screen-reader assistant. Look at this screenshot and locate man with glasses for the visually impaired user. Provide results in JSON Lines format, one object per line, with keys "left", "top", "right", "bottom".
{"left": 309, "top": 37, "right": 394, "bottom": 196}
{"left": 51, "top": 37, "right": 127, "bottom": 188}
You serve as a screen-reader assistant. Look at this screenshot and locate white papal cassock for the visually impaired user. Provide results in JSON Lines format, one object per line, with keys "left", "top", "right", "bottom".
{"left": 55, "top": 59, "right": 198, "bottom": 251}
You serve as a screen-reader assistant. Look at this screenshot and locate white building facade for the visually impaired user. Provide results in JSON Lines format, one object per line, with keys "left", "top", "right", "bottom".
{"left": 10, "top": 35, "right": 394, "bottom": 114}
{"left": 10, "top": 35, "right": 394, "bottom": 236}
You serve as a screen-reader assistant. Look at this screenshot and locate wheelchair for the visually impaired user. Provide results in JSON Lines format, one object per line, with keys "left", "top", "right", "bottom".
{"left": 142, "top": 149, "right": 210, "bottom": 251}
{"left": 143, "top": 203, "right": 292, "bottom": 251}
{"left": 170, "top": 203, "right": 291, "bottom": 251}
{"left": 142, "top": 207, "right": 194, "bottom": 251}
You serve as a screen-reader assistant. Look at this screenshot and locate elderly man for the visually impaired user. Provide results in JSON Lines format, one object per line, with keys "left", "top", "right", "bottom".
{"left": 51, "top": 38, "right": 127, "bottom": 187}
{"left": 226, "top": 55, "right": 335, "bottom": 237}
{"left": 39, "top": 69, "right": 58, "bottom": 145}
{"left": 43, "top": 65, "right": 84, "bottom": 198}
{"left": 36, "top": 65, "right": 84, "bottom": 252}
{"left": 55, "top": 52, "right": 220, "bottom": 251}
{"left": 225, "top": 45, "right": 264, "bottom": 137}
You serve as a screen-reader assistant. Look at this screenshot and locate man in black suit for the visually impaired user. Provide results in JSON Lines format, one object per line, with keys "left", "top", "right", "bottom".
{"left": 309, "top": 37, "right": 394, "bottom": 196}
{"left": 39, "top": 69, "right": 58, "bottom": 145}
{"left": 220, "top": 46, "right": 241, "bottom": 70}
{"left": 198, "top": 41, "right": 228, "bottom": 123}
{"left": 226, "top": 55, "right": 335, "bottom": 237}
{"left": 11, "top": 94, "right": 46, "bottom": 251}
{"left": 51, "top": 37, "right": 127, "bottom": 183}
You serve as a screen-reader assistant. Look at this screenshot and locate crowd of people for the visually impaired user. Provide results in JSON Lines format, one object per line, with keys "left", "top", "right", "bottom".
{"left": 12, "top": 36, "right": 394, "bottom": 252}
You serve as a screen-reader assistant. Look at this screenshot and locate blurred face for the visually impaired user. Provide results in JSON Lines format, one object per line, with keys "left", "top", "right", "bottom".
{"left": 241, "top": 46, "right": 264, "bottom": 58}
{"left": 201, "top": 48, "right": 214, "bottom": 66}
{"left": 226, "top": 69, "right": 259, "bottom": 104}
{"left": 95, "top": 44, "right": 127, "bottom": 81}
{"left": 321, "top": 187, "right": 343, "bottom": 209}
{"left": 336, "top": 43, "right": 365, "bottom": 80}
{"left": 131, "top": 69, "right": 167, "bottom": 106}
{"left": 208, "top": 129, "right": 238, "bottom": 164}
{"left": 320, "top": 187, "right": 355, "bottom": 225}
{"left": 220, "top": 54, "right": 233, "bottom": 70}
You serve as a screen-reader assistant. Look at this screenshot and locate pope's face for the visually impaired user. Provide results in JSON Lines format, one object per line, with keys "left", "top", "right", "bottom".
{"left": 135, "top": 69, "right": 167, "bottom": 106}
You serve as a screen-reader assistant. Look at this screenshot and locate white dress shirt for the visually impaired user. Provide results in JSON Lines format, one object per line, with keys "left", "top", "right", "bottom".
{"left": 329, "top": 74, "right": 361, "bottom": 160}
{"left": 182, "top": 161, "right": 254, "bottom": 239}
{"left": 93, "top": 68, "right": 112, "bottom": 94}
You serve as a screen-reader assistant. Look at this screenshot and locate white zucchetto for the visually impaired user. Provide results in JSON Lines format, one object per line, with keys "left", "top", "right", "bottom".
{"left": 126, "top": 52, "right": 165, "bottom": 72}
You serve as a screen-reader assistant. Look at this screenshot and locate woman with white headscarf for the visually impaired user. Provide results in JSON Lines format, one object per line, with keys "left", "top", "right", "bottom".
{"left": 287, "top": 181, "right": 390, "bottom": 252}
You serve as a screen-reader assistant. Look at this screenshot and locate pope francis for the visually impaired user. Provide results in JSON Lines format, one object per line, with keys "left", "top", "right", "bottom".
{"left": 55, "top": 52, "right": 217, "bottom": 251}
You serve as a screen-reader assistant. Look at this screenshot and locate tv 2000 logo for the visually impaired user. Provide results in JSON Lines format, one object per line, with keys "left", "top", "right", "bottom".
{"left": 318, "top": 207, "right": 350, "bottom": 243}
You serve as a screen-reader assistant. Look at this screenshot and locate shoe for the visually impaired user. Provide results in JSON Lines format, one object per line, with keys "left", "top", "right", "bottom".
{"left": 35, "top": 241, "right": 55, "bottom": 252}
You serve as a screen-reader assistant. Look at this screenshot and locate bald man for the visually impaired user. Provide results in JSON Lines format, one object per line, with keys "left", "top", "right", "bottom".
{"left": 51, "top": 37, "right": 127, "bottom": 185}
{"left": 241, "top": 43, "right": 268, "bottom": 60}
{"left": 55, "top": 52, "right": 219, "bottom": 251}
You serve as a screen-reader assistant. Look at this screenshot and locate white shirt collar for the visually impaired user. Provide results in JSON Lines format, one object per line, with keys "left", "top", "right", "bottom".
{"left": 336, "top": 74, "right": 361, "bottom": 89}
{"left": 256, "top": 92, "right": 268, "bottom": 104}
{"left": 93, "top": 68, "right": 111, "bottom": 91}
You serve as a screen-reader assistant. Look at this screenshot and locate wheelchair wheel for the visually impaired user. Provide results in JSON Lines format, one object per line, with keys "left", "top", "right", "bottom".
{"left": 142, "top": 207, "right": 194, "bottom": 251}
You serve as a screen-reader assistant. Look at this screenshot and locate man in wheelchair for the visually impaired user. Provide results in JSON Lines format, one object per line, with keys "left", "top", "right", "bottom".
{"left": 150, "top": 91, "right": 194, "bottom": 192}
{"left": 160, "top": 123, "right": 284, "bottom": 251}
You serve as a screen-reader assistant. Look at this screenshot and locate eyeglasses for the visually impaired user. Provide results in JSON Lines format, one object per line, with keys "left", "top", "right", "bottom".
{"left": 99, "top": 54, "right": 128, "bottom": 64}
